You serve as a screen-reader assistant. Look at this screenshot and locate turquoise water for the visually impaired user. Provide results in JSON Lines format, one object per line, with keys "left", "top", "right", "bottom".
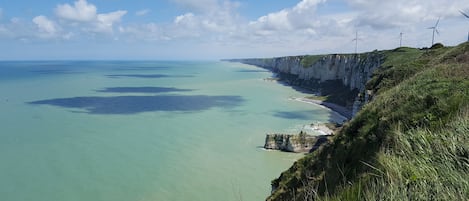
{"left": 0, "top": 61, "right": 340, "bottom": 201}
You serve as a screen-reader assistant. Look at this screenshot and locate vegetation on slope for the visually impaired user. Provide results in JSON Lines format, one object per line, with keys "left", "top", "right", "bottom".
{"left": 301, "top": 55, "right": 324, "bottom": 67}
{"left": 267, "top": 42, "right": 469, "bottom": 201}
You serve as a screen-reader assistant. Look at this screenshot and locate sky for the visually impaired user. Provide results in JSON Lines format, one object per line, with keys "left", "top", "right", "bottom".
{"left": 0, "top": 0, "right": 468, "bottom": 60}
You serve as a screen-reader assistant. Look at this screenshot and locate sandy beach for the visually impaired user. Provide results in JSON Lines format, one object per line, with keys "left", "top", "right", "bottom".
{"left": 292, "top": 97, "right": 352, "bottom": 123}
{"left": 263, "top": 75, "right": 353, "bottom": 122}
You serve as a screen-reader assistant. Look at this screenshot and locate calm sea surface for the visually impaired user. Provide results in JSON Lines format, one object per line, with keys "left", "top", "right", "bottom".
{"left": 0, "top": 61, "right": 340, "bottom": 201}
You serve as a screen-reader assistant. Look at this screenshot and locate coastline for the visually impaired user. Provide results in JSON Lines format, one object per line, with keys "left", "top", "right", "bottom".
{"left": 261, "top": 74, "right": 353, "bottom": 122}
{"left": 292, "top": 97, "right": 352, "bottom": 121}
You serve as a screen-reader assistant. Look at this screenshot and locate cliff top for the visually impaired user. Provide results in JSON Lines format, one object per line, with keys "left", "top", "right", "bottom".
{"left": 226, "top": 47, "right": 423, "bottom": 69}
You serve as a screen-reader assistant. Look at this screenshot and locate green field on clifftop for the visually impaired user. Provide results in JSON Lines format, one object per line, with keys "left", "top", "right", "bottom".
{"left": 267, "top": 43, "right": 469, "bottom": 201}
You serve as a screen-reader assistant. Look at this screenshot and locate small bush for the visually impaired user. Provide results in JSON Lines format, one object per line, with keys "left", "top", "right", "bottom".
{"left": 431, "top": 43, "right": 444, "bottom": 49}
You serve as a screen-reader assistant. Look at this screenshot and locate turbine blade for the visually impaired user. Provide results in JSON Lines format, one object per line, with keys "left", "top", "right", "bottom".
{"left": 436, "top": 29, "right": 440, "bottom": 35}
{"left": 435, "top": 17, "right": 440, "bottom": 27}
{"left": 461, "top": 10, "right": 469, "bottom": 18}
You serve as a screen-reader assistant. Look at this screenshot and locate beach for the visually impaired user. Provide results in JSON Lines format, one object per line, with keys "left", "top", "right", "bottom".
{"left": 292, "top": 97, "right": 351, "bottom": 124}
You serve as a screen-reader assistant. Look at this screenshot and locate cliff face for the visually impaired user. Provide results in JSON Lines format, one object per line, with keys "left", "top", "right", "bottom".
{"left": 264, "top": 133, "right": 330, "bottom": 153}
{"left": 229, "top": 52, "right": 383, "bottom": 116}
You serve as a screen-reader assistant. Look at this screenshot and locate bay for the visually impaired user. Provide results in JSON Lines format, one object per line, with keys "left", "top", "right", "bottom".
{"left": 0, "top": 61, "right": 341, "bottom": 201}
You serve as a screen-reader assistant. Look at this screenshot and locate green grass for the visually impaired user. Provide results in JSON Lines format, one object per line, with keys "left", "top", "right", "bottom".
{"left": 365, "top": 47, "right": 424, "bottom": 94}
{"left": 267, "top": 42, "right": 469, "bottom": 201}
{"left": 301, "top": 55, "right": 324, "bottom": 68}
{"left": 323, "top": 107, "right": 469, "bottom": 201}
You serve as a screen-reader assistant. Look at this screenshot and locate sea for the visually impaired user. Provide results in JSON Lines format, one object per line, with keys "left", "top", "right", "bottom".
{"left": 0, "top": 61, "right": 342, "bottom": 201}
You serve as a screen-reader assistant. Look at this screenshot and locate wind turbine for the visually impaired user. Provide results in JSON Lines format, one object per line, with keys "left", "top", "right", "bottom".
{"left": 428, "top": 18, "right": 440, "bottom": 46}
{"left": 460, "top": 10, "right": 469, "bottom": 41}
{"left": 352, "top": 31, "right": 359, "bottom": 54}
{"left": 399, "top": 32, "right": 403, "bottom": 47}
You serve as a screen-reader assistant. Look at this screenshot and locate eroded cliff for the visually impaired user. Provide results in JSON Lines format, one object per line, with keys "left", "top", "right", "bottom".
{"left": 228, "top": 52, "right": 384, "bottom": 116}
{"left": 264, "top": 133, "right": 330, "bottom": 153}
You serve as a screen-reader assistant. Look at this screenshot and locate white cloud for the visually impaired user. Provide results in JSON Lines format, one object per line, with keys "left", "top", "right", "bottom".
{"left": 136, "top": 9, "right": 150, "bottom": 16}
{"left": 97, "top": 11, "right": 127, "bottom": 26}
{"left": 346, "top": 0, "right": 469, "bottom": 29}
{"left": 54, "top": 0, "right": 127, "bottom": 34}
{"left": 174, "top": 13, "right": 195, "bottom": 25}
{"left": 170, "top": 13, "right": 203, "bottom": 38}
{"left": 94, "top": 10, "right": 127, "bottom": 33}
{"left": 33, "top": 15, "right": 58, "bottom": 36}
{"left": 0, "top": 16, "right": 58, "bottom": 40}
{"left": 174, "top": 13, "right": 199, "bottom": 28}
{"left": 55, "top": 0, "right": 97, "bottom": 22}
{"left": 0, "top": 0, "right": 127, "bottom": 43}
{"left": 250, "top": 10, "right": 291, "bottom": 31}
{"left": 158, "top": 0, "right": 240, "bottom": 41}
{"left": 295, "top": 0, "right": 325, "bottom": 11}
{"left": 248, "top": 0, "right": 325, "bottom": 32}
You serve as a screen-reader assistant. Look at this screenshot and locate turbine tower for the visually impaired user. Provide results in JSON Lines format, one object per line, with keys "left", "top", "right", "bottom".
{"left": 399, "top": 32, "right": 403, "bottom": 47}
{"left": 460, "top": 10, "right": 469, "bottom": 41}
{"left": 428, "top": 18, "right": 440, "bottom": 46}
{"left": 352, "top": 31, "right": 359, "bottom": 54}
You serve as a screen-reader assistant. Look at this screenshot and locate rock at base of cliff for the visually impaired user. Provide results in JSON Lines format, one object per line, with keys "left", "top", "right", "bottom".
{"left": 264, "top": 132, "right": 331, "bottom": 153}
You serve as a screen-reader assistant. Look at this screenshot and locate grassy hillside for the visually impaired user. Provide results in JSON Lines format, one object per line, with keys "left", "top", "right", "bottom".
{"left": 267, "top": 42, "right": 469, "bottom": 201}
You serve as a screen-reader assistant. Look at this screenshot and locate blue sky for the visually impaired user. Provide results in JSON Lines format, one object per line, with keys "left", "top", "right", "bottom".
{"left": 0, "top": 0, "right": 468, "bottom": 60}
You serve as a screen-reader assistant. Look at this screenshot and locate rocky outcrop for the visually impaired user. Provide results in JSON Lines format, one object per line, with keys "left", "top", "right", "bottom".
{"left": 264, "top": 132, "right": 331, "bottom": 153}
{"left": 227, "top": 52, "right": 383, "bottom": 116}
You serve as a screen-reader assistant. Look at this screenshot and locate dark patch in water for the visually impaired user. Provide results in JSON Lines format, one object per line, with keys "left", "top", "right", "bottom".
{"left": 106, "top": 74, "right": 193, "bottom": 79}
{"left": 96, "top": 87, "right": 193, "bottom": 94}
{"left": 236, "top": 70, "right": 270, "bottom": 73}
{"left": 30, "top": 69, "right": 81, "bottom": 74}
{"left": 273, "top": 111, "right": 313, "bottom": 120}
{"left": 113, "top": 66, "right": 170, "bottom": 71}
{"left": 29, "top": 95, "right": 244, "bottom": 114}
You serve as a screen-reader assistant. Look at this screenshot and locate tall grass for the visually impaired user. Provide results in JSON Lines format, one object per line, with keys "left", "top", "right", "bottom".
{"left": 320, "top": 107, "right": 469, "bottom": 201}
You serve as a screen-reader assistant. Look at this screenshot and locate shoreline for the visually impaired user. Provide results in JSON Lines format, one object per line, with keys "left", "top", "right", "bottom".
{"left": 292, "top": 97, "right": 352, "bottom": 121}
{"left": 262, "top": 74, "right": 353, "bottom": 121}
